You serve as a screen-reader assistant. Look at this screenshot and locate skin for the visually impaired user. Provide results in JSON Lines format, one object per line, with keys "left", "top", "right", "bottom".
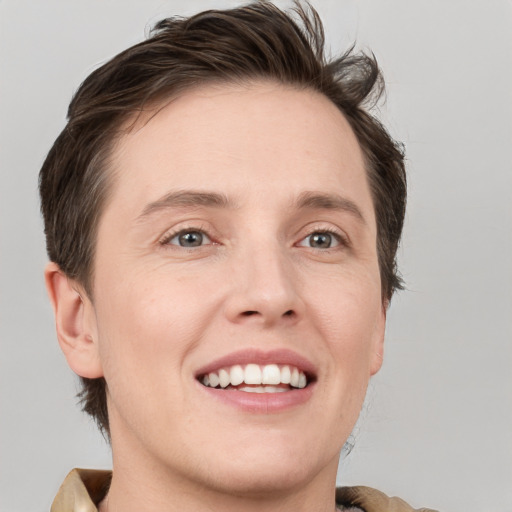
{"left": 46, "top": 81, "right": 386, "bottom": 512}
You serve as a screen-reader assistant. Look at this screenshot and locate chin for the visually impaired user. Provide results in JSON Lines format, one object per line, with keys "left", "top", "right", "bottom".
{"left": 192, "top": 436, "right": 336, "bottom": 497}
{"left": 206, "top": 460, "right": 320, "bottom": 497}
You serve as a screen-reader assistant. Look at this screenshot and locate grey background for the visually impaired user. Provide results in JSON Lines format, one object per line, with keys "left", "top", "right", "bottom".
{"left": 1, "top": 1, "right": 510, "bottom": 511}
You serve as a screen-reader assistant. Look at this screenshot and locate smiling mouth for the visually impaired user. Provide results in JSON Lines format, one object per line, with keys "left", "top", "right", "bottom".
{"left": 198, "top": 363, "right": 311, "bottom": 393}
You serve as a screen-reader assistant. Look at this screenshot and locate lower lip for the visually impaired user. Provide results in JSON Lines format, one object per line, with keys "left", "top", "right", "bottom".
{"left": 198, "top": 382, "right": 315, "bottom": 413}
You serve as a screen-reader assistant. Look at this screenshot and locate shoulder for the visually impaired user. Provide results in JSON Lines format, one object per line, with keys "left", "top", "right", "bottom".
{"left": 336, "top": 486, "right": 439, "bottom": 512}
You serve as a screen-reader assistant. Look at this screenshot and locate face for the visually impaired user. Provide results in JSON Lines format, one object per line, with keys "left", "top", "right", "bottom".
{"left": 86, "top": 82, "right": 385, "bottom": 494}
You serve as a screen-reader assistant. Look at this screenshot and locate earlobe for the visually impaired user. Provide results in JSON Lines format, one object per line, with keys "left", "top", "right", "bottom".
{"left": 44, "top": 262, "right": 104, "bottom": 379}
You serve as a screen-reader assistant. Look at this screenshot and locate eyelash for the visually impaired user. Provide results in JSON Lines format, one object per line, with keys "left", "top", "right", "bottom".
{"left": 159, "top": 226, "right": 348, "bottom": 250}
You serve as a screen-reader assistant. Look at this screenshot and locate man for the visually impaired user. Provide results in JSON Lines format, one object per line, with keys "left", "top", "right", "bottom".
{"left": 40, "top": 2, "right": 435, "bottom": 511}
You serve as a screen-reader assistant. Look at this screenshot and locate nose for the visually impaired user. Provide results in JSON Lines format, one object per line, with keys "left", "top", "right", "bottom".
{"left": 224, "top": 242, "right": 304, "bottom": 327}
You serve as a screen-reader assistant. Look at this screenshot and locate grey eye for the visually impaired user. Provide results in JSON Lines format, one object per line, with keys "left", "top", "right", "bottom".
{"left": 298, "top": 231, "right": 340, "bottom": 249}
{"left": 169, "top": 230, "right": 211, "bottom": 247}
{"left": 309, "top": 233, "right": 332, "bottom": 248}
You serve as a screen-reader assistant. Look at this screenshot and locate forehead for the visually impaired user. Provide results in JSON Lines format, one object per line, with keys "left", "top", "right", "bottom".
{"left": 107, "top": 81, "right": 372, "bottom": 217}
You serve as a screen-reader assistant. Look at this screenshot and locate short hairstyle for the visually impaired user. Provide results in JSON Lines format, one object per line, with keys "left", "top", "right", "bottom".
{"left": 39, "top": 1, "right": 406, "bottom": 437}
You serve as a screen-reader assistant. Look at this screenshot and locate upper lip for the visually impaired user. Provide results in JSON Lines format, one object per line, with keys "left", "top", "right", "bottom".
{"left": 195, "top": 348, "right": 317, "bottom": 380}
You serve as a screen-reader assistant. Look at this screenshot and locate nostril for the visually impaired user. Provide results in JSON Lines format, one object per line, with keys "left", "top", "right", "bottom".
{"left": 238, "top": 309, "right": 296, "bottom": 320}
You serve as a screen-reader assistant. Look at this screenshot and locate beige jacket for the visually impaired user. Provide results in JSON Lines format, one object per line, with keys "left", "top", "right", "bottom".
{"left": 50, "top": 468, "right": 438, "bottom": 512}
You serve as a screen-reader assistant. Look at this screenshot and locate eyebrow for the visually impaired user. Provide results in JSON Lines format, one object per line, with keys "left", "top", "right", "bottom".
{"left": 137, "top": 190, "right": 234, "bottom": 221}
{"left": 136, "top": 189, "right": 365, "bottom": 223}
{"left": 294, "top": 191, "right": 366, "bottom": 224}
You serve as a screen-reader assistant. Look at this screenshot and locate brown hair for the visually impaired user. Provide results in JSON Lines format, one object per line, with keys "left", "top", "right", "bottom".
{"left": 39, "top": 1, "right": 406, "bottom": 437}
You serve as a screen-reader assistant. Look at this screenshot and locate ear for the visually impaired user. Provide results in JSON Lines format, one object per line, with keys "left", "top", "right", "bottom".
{"left": 369, "top": 300, "right": 387, "bottom": 376}
{"left": 44, "top": 262, "right": 103, "bottom": 379}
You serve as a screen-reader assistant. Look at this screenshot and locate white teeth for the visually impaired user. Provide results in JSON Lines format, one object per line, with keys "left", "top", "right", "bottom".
{"left": 219, "top": 368, "right": 230, "bottom": 388}
{"left": 244, "top": 364, "right": 262, "bottom": 385}
{"left": 239, "top": 386, "right": 265, "bottom": 393}
{"left": 208, "top": 372, "right": 220, "bottom": 388}
{"left": 262, "top": 364, "right": 281, "bottom": 385}
{"left": 230, "top": 365, "right": 244, "bottom": 386}
{"left": 280, "top": 365, "right": 291, "bottom": 384}
{"left": 237, "top": 385, "right": 288, "bottom": 394}
{"left": 290, "top": 367, "right": 300, "bottom": 387}
{"left": 201, "top": 363, "right": 309, "bottom": 391}
{"left": 264, "top": 386, "right": 287, "bottom": 393}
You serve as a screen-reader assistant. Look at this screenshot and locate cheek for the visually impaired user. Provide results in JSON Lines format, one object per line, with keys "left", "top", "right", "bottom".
{"left": 303, "top": 274, "right": 383, "bottom": 445}
{"left": 93, "top": 269, "right": 220, "bottom": 386}
{"left": 91, "top": 270, "right": 225, "bottom": 438}
{"left": 311, "top": 270, "right": 383, "bottom": 372}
